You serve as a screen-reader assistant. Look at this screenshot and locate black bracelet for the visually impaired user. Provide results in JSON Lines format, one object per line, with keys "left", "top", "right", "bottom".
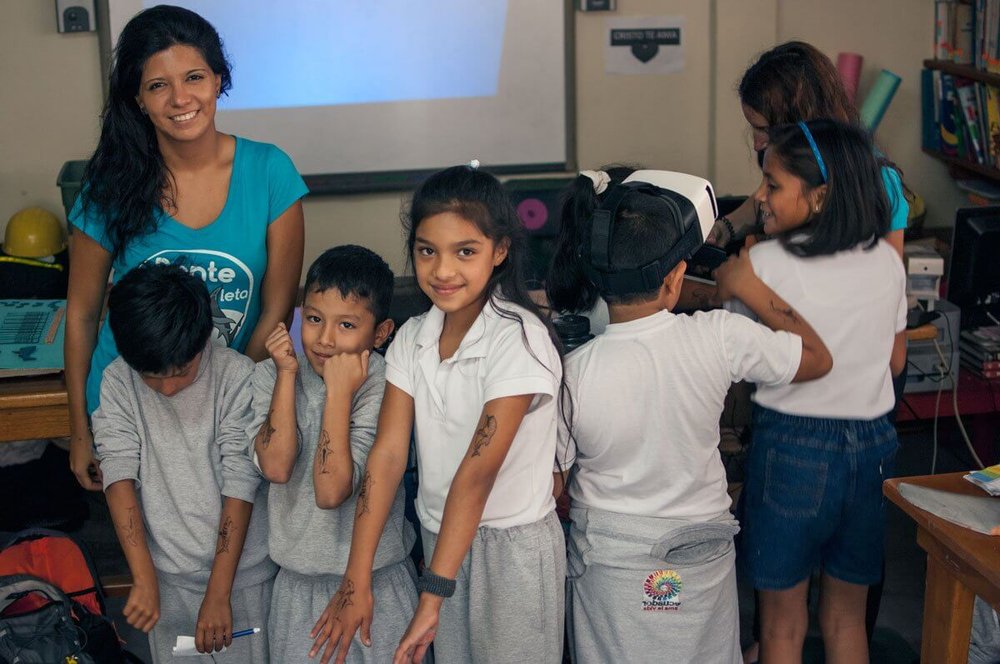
{"left": 718, "top": 216, "right": 736, "bottom": 241}
{"left": 417, "top": 569, "right": 456, "bottom": 598}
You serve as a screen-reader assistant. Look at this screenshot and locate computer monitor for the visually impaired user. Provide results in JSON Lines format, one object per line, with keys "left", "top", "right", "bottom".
{"left": 948, "top": 206, "right": 1000, "bottom": 328}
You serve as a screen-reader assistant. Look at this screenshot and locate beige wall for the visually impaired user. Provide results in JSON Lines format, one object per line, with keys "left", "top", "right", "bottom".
{"left": 775, "top": 0, "right": 966, "bottom": 235}
{"left": 0, "top": 2, "right": 103, "bottom": 231}
{"left": 0, "top": 0, "right": 966, "bottom": 277}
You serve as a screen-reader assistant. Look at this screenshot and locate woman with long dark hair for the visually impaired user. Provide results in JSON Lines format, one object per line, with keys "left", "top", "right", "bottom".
{"left": 710, "top": 41, "right": 907, "bottom": 257}
{"left": 66, "top": 5, "right": 307, "bottom": 491}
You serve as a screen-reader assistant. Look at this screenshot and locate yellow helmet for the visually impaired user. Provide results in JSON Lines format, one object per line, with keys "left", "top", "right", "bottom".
{"left": 3, "top": 207, "right": 67, "bottom": 258}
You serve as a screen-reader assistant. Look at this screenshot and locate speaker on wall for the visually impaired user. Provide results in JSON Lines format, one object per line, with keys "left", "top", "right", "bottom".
{"left": 503, "top": 177, "right": 575, "bottom": 284}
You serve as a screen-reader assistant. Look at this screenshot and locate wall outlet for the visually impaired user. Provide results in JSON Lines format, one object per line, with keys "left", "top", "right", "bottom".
{"left": 56, "top": 0, "right": 96, "bottom": 33}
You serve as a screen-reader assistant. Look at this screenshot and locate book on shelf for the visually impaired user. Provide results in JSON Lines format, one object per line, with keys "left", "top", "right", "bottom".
{"left": 936, "top": 1, "right": 954, "bottom": 61}
{"left": 957, "top": 81, "right": 987, "bottom": 163}
{"left": 960, "top": 339, "right": 1000, "bottom": 362}
{"left": 923, "top": 67, "right": 1000, "bottom": 170}
{"left": 939, "top": 73, "right": 962, "bottom": 156}
{"left": 974, "top": 81, "right": 991, "bottom": 160}
{"left": 962, "top": 353, "right": 1000, "bottom": 369}
{"left": 986, "top": 84, "right": 1000, "bottom": 163}
{"left": 933, "top": 0, "right": 1000, "bottom": 74}
{"left": 988, "top": 0, "right": 1000, "bottom": 73}
{"left": 960, "top": 356, "right": 1000, "bottom": 378}
{"left": 961, "top": 324, "right": 1000, "bottom": 345}
{"left": 962, "top": 324, "right": 1000, "bottom": 343}
{"left": 956, "top": 1, "right": 975, "bottom": 64}
{"left": 923, "top": 69, "right": 943, "bottom": 152}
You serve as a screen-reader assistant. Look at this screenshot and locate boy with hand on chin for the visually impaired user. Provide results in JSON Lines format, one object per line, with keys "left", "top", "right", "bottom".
{"left": 251, "top": 245, "right": 418, "bottom": 663}
{"left": 94, "top": 263, "right": 274, "bottom": 663}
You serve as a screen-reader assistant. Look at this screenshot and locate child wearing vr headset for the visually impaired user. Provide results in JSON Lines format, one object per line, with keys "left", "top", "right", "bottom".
{"left": 548, "top": 167, "right": 832, "bottom": 664}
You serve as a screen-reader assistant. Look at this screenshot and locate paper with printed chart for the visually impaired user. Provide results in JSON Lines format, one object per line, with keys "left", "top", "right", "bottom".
{"left": 0, "top": 300, "right": 65, "bottom": 377}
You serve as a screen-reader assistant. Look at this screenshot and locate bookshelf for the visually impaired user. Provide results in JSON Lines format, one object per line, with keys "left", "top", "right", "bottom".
{"left": 924, "top": 59, "right": 1000, "bottom": 87}
{"left": 923, "top": 60, "right": 1000, "bottom": 182}
{"left": 922, "top": 147, "right": 1000, "bottom": 179}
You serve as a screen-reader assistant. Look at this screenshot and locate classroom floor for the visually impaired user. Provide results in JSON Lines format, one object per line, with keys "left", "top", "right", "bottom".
{"left": 66, "top": 416, "right": 987, "bottom": 663}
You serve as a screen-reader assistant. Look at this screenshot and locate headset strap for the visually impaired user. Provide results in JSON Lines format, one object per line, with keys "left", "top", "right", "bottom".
{"left": 588, "top": 184, "right": 631, "bottom": 271}
{"left": 581, "top": 183, "right": 703, "bottom": 296}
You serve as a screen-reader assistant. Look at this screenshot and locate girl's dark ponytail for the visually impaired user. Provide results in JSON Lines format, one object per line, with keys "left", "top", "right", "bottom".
{"left": 547, "top": 166, "right": 636, "bottom": 313}
{"left": 546, "top": 175, "right": 602, "bottom": 313}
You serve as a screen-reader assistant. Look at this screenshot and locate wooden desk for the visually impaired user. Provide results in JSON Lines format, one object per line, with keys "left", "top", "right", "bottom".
{"left": 884, "top": 473, "right": 1000, "bottom": 664}
{"left": 0, "top": 375, "right": 70, "bottom": 442}
{"left": 0, "top": 376, "right": 134, "bottom": 594}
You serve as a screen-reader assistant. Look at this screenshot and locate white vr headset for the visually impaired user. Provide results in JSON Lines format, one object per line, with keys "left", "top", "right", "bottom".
{"left": 580, "top": 169, "right": 721, "bottom": 296}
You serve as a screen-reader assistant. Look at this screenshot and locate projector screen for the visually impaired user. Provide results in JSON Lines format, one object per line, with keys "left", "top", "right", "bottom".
{"left": 101, "top": 0, "right": 573, "bottom": 193}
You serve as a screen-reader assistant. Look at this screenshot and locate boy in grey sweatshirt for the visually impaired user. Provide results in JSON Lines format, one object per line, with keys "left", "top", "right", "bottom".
{"left": 250, "top": 245, "right": 417, "bottom": 663}
{"left": 93, "top": 263, "right": 274, "bottom": 663}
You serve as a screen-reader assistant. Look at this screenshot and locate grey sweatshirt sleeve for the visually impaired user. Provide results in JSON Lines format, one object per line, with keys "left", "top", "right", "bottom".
{"left": 92, "top": 360, "right": 142, "bottom": 490}
{"left": 217, "top": 355, "right": 263, "bottom": 503}
{"left": 347, "top": 354, "right": 387, "bottom": 494}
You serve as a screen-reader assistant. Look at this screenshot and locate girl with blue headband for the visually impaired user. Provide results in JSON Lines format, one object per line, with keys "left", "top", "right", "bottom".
{"left": 724, "top": 118, "right": 907, "bottom": 664}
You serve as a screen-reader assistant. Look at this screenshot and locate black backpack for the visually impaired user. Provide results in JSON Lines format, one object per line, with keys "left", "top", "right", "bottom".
{"left": 0, "top": 574, "right": 96, "bottom": 664}
{"left": 0, "top": 530, "right": 139, "bottom": 664}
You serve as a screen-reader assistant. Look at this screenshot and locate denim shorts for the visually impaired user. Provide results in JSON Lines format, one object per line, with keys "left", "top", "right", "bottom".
{"left": 741, "top": 405, "right": 898, "bottom": 590}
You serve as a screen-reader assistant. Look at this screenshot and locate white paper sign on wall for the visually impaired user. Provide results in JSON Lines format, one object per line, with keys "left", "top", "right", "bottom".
{"left": 605, "top": 16, "right": 685, "bottom": 75}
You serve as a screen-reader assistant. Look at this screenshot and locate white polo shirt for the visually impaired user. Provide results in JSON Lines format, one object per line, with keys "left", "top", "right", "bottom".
{"left": 385, "top": 296, "right": 562, "bottom": 533}
{"left": 558, "top": 308, "right": 801, "bottom": 520}
{"left": 728, "top": 239, "right": 907, "bottom": 419}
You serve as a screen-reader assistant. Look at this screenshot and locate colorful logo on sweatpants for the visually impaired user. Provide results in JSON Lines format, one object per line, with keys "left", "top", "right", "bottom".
{"left": 643, "top": 569, "right": 682, "bottom": 611}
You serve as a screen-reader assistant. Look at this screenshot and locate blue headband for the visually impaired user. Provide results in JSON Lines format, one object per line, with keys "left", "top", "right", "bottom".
{"left": 797, "top": 121, "right": 828, "bottom": 183}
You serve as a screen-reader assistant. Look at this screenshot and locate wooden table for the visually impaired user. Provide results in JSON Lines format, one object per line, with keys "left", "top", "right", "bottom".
{"left": 0, "top": 374, "right": 70, "bottom": 443}
{"left": 884, "top": 473, "right": 1000, "bottom": 663}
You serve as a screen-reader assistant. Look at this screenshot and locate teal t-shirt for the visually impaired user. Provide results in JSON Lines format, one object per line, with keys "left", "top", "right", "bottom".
{"left": 71, "top": 136, "right": 308, "bottom": 414}
{"left": 882, "top": 165, "right": 908, "bottom": 232}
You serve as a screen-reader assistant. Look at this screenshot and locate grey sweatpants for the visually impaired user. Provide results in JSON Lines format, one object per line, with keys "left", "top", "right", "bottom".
{"left": 268, "top": 559, "right": 420, "bottom": 663}
{"left": 147, "top": 573, "right": 273, "bottom": 663}
{"left": 969, "top": 596, "right": 1000, "bottom": 664}
{"left": 421, "top": 510, "right": 565, "bottom": 664}
{"left": 566, "top": 507, "right": 741, "bottom": 664}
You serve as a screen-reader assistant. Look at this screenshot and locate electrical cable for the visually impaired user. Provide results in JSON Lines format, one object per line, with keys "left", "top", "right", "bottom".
{"left": 899, "top": 396, "right": 920, "bottom": 421}
{"left": 933, "top": 320, "right": 986, "bottom": 470}
{"left": 931, "top": 360, "right": 943, "bottom": 475}
{"left": 913, "top": 302, "right": 947, "bottom": 474}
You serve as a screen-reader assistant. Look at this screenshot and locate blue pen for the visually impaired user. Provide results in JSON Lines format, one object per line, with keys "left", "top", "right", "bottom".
{"left": 231, "top": 627, "right": 261, "bottom": 639}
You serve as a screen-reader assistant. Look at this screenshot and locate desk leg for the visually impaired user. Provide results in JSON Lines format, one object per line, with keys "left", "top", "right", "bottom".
{"left": 921, "top": 552, "right": 975, "bottom": 663}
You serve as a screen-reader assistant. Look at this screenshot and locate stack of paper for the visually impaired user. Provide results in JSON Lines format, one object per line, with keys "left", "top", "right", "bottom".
{"left": 898, "top": 483, "right": 1000, "bottom": 535}
{"left": 965, "top": 464, "right": 1000, "bottom": 496}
